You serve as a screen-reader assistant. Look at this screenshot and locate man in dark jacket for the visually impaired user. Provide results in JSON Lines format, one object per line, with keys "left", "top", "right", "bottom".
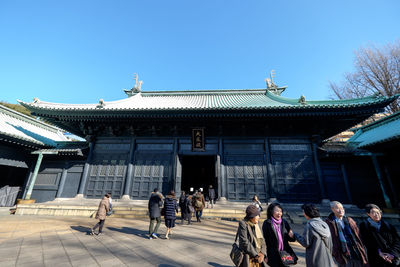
{"left": 207, "top": 185, "right": 215, "bottom": 208}
{"left": 179, "top": 191, "right": 186, "bottom": 224}
{"left": 148, "top": 188, "right": 163, "bottom": 239}
{"left": 325, "top": 201, "right": 368, "bottom": 267}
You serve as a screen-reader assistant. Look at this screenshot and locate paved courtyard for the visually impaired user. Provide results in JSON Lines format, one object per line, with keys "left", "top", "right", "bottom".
{"left": 0, "top": 215, "right": 306, "bottom": 267}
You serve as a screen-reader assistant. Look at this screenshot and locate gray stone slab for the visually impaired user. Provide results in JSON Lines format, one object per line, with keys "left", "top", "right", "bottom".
{"left": 1, "top": 216, "right": 308, "bottom": 267}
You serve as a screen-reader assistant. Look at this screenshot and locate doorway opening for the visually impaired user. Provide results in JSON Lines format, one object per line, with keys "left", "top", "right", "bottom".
{"left": 180, "top": 155, "right": 217, "bottom": 198}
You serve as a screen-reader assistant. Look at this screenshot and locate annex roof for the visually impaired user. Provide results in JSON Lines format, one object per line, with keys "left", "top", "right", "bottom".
{"left": 18, "top": 89, "right": 398, "bottom": 118}
{"left": 0, "top": 104, "right": 69, "bottom": 147}
{"left": 347, "top": 111, "right": 400, "bottom": 148}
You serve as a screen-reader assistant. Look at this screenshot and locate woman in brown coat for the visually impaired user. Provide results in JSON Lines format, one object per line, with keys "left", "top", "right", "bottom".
{"left": 236, "top": 205, "right": 267, "bottom": 267}
{"left": 90, "top": 193, "right": 110, "bottom": 236}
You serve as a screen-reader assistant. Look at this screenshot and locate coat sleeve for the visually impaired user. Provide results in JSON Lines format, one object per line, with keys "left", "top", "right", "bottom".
{"left": 295, "top": 223, "right": 311, "bottom": 248}
{"left": 174, "top": 200, "right": 179, "bottom": 213}
{"left": 388, "top": 223, "right": 400, "bottom": 257}
{"left": 238, "top": 221, "right": 258, "bottom": 258}
{"left": 284, "top": 220, "right": 296, "bottom": 242}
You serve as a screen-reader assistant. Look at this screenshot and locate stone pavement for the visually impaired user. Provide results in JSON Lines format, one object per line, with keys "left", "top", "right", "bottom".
{"left": 0, "top": 215, "right": 307, "bottom": 267}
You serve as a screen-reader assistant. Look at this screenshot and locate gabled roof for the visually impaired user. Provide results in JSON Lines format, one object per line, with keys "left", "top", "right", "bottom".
{"left": 18, "top": 89, "right": 398, "bottom": 118}
{"left": 0, "top": 104, "right": 69, "bottom": 147}
{"left": 347, "top": 111, "right": 400, "bottom": 148}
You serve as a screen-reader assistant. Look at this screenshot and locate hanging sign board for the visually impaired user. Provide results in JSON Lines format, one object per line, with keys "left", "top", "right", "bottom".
{"left": 192, "top": 128, "right": 205, "bottom": 151}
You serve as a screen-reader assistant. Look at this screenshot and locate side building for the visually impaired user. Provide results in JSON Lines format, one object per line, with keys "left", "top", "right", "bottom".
{"left": 18, "top": 85, "right": 398, "bottom": 206}
{"left": 0, "top": 104, "right": 87, "bottom": 204}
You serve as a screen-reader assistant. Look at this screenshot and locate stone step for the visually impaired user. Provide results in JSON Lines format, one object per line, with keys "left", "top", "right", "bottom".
{"left": 14, "top": 201, "right": 400, "bottom": 231}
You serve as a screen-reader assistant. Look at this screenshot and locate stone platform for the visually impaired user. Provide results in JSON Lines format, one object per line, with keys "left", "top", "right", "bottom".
{"left": 14, "top": 198, "right": 400, "bottom": 230}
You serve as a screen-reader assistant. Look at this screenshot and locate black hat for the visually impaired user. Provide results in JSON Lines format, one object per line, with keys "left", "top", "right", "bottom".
{"left": 246, "top": 205, "right": 260, "bottom": 218}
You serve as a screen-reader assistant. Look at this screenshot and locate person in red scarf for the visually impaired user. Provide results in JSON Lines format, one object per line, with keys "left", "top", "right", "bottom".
{"left": 262, "top": 203, "right": 298, "bottom": 267}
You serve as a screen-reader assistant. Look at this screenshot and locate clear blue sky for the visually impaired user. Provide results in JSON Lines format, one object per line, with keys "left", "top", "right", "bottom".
{"left": 1, "top": 0, "right": 399, "bottom": 104}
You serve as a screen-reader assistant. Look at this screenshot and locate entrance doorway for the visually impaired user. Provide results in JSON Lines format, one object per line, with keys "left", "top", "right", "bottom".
{"left": 180, "top": 155, "right": 217, "bottom": 198}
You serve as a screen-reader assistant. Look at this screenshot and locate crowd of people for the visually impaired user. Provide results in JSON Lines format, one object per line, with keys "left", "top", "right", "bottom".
{"left": 235, "top": 200, "right": 400, "bottom": 267}
{"left": 88, "top": 191, "right": 399, "bottom": 267}
{"left": 146, "top": 186, "right": 215, "bottom": 239}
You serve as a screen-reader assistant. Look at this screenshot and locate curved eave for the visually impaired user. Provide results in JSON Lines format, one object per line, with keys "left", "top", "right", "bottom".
{"left": 358, "top": 134, "right": 400, "bottom": 148}
{"left": 0, "top": 132, "right": 51, "bottom": 149}
{"left": 20, "top": 103, "right": 392, "bottom": 121}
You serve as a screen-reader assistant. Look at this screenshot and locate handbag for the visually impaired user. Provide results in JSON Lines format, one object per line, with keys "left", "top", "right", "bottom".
{"left": 230, "top": 232, "right": 244, "bottom": 266}
{"left": 106, "top": 203, "right": 113, "bottom": 216}
{"left": 279, "top": 250, "right": 295, "bottom": 265}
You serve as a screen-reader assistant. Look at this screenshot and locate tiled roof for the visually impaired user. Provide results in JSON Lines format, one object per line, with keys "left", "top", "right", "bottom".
{"left": 18, "top": 89, "right": 397, "bottom": 113}
{"left": 347, "top": 111, "right": 400, "bottom": 148}
{"left": 0, "top": 104, "right": 69, "bottom": 147}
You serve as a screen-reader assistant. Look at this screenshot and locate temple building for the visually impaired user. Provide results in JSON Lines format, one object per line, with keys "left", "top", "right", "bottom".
{"left": 13, "top": 78, "right": 397, "bottom": 208}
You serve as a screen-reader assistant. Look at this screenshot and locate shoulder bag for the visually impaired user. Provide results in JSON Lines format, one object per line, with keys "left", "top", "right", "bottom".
{"left": 230, "top": 231, "right": 244, "bottom": 266}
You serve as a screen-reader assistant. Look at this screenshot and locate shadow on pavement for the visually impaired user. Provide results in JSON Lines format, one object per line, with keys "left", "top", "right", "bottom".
{"left": 70, "top": 225, "right": 92, "bottom": 235}
{"left": 208, "top": 262, "right": 232, "bottom": 267}
{"left": 107, "top": 226, "right": 148, "bottom": 239}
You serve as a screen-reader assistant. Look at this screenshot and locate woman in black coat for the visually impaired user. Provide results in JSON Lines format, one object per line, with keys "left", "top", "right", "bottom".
{"left": 262, "top": 203, "right": 298, "bottom": 267}
{"left": 164, "top": 190, "right": 179, "bottom": 239}
{"left": 359, "top": 204, "right": 400, "bottom": 266}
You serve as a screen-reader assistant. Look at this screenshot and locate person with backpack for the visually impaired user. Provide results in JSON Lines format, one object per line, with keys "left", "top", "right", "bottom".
{"left": 192, "top": 189, "right": 205, "bottom": 222}
{"left": 90, "top": 193, "right": 111, "bottom": 236}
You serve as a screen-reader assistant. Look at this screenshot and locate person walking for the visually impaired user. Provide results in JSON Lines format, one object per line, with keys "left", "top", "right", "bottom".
{"left": 193, "top": 189, "right": 205, "bottom": 222}
{"left": 251, "top": 194, "right": 264, "bottom": 212}
{"left": 163, "top": 190, "right": 179, "bottom": 239}
{"left": 236, "top": 204, "right": 267, "bottom": 267}
{"left": 325, "top": 201, "right": 368, "bottom": 267}
{"left": 359, "top": 204, "right": 400, "bottom": 266}
{"left": 148, "top": 188, "right": 163, "bottom": 240}
{"left": 179, "top": 191, "right": 186, "bottom": 224}
{"left": 262, "top": 202, "right": 298, "bottom": 267}
{"left": 90, "top": 193, "right": 111, "bottom": 236}
{"left": 185, "top": 193, "right": 194, "bottom": 225}
{"left": 208, "top": 185, "right": 215, "bottom": 208}
{"left": 294, "top": 203, "right": 336, "bottom": 267}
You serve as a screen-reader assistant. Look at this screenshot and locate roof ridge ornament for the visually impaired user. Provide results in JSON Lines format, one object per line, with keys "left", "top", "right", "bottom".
{"left": 298, "top": 95, "right": 307, "bottom": 105}
{"left": 265, "top": 70, "right": 286, "bottom": 95}
{"left": 33, "top": 97, "right": 40, "bottom": 103}
{"left": 97, "top": 99, "right": 105, "bottom": 108}
{"left": 124, "top": 73, "right": 143, "bottom": 97}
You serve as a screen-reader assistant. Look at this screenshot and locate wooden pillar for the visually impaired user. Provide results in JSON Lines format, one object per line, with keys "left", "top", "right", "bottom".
{"left": 383, "top": 165, "right": 398, "bottom": 209}
{"left": 218, "top": 137, "right": 227, "bottom": 201}
{"left": 311, "top": 138, "right": 327, "bottom": 200}
{"left": 264, "top": 138, "right": 275, "bottom": 201}
{"left": 122, "top": 138, "right": 136, "bottom": 199}
{"left": 172, "top": 138, "right": 181, "bottom": 197}
{"left": 56, "top": 162, "right": 69, "bottom": 198}
{"left": 340, "top": 163, "right": 353, "bottom": 204}
{"left": 371, "top": 155, "right": 392, "bottom": 208}
{"left": 76, "top": 141, "right": 94, "bottom": 197}
{"left": 25, "top": 152, "right": 43, "bottom": 200}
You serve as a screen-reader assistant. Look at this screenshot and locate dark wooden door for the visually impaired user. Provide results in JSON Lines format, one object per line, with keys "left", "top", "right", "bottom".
{"left": 130, "top": 152, "right": 172, "bottom": 199}
{"left": 225, "top": 155, "right": 268, "bottom": 201}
